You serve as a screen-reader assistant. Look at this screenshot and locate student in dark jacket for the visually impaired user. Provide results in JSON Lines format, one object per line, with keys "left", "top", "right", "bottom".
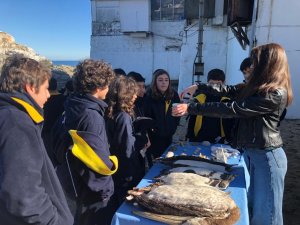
{"left": 127, "top": 71, "right": 151, "bottom": 176}
{"left": 63, "top": 59, "right": 117, "bottom": 225}
{"left": 127, "top": 71, "right": 146, "bottom": 117}
{"left": 42, "top": 77, "right": 65, "bottom": 163}
{"left": 186, "top": 69, "right": 234, "bottom": 143}
{"left": 144, "top": 69, "right": 180, "bottom": 167}
{"left": 0, "top": 56, "right": 73, "bottom": 225}
{"left": 173, "top": 43, "right": 293, "bottom": 225}
{"left": 106, "top": 76, "right": 146, "bottom": 207}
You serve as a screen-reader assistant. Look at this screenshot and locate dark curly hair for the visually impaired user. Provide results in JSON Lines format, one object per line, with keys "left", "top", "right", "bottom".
{"left": 0, "top": 55, "right": 51, "bottom": 93}
{"left": 73, "top": 59, "right": 115, "bottom": 94}
{"left": 106, "top": 75, "right": 138, "bottom": 118}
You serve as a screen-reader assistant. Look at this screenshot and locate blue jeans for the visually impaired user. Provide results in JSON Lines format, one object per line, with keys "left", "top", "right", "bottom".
{"left": 243, "top": 148, "right": 287, "bottom": 225}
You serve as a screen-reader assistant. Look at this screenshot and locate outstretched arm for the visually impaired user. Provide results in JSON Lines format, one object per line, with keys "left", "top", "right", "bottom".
{"left": 179, "top": 84, "right": 198, "bottom": 100}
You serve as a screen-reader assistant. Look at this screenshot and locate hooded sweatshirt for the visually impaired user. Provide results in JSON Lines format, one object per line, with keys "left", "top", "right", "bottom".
{"left": 64, "top": 93, "right": 114, "bottom": 204}
{"left": 0, "top": 92, "right": 73, "bottom": 225}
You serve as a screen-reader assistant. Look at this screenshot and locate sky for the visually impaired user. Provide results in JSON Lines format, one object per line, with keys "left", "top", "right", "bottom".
{"left": 0, "top": 0, "right": 91, "bottom": 60}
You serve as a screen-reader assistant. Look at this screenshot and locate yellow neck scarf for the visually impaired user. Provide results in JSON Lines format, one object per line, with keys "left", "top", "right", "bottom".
{"left": 165, "top": 100, "right": 171, "bottom": 114}
{"left": 11, "top": 97, "right": 44, "bottom": 123}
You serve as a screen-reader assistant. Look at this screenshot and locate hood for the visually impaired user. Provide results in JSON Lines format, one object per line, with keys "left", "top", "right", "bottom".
{"left": 0, "top": 91, "right": 44, "bottom": 124}
{"left": 64, "top": 93, "right": 107, "bottom": 126}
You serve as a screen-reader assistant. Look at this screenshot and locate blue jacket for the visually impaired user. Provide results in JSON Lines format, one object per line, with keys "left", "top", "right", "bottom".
{"left": 64, "top": 93, "right": 114, "bottom": 203}
{"left": 0, "top": 92, "right": 73, "bottom": 225}
{"left": 106, "top": 112, "right": 142, "bottom": 184}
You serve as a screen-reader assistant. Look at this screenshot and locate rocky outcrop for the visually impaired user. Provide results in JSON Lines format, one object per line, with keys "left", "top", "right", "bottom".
{"left": 0, "top": 31, "right": 51, "bottom": 69}
{"left": 52, "top": 65, "right": 75, "bottom": 90}
{"left": 0, "top": 31, "right": 75, "bottom": 90}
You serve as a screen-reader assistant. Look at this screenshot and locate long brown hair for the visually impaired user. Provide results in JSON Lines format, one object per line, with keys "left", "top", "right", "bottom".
{"left": 150, "top": 69, "right": 174, "bottom": 100}
{"left": 238, "top": 43, "right": 293, "bottom": 106}
{"left": 106, "top": 75, "right": 138, "bottom": 118}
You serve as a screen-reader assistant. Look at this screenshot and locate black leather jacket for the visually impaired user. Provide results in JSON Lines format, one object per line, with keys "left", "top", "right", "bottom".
{"left": 188, "top": 84, "right": 287, "bottom": 150}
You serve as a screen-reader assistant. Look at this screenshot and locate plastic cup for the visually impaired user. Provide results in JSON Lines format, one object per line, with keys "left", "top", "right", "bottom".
{"left": 171, "top": 103, "right": 180, "bottom": 116}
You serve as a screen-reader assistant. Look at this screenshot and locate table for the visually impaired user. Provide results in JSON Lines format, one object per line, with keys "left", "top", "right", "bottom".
{"left": 111, "top": 142, "right": 249, "bottom": 225}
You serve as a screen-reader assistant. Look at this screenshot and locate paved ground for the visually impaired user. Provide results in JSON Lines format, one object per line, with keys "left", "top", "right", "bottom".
{"left": 280, "top": 120, "right": 300, "bottom": 225}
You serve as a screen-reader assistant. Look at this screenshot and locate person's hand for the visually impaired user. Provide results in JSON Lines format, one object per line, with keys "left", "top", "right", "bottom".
{"left": 172, "top": 103, "right": 189, "bottom": 117}
{"left": 179, "top": 84, "right": 198, "bottom": 100}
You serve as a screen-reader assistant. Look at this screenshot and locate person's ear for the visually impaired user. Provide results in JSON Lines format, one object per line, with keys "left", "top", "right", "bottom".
{"left": 24, "top": 84, "right": 37, "bottom": 95}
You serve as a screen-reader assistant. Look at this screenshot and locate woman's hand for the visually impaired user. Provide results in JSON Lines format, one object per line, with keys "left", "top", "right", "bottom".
{"left": 172, "top": 103, "right": 189, "bottom": 117}
{"left": 179, "top": 84, "right": 198, "bottom": 100}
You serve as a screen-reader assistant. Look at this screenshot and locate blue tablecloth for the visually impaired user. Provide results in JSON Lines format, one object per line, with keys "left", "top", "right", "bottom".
{"left": 111, "top": 142, "right": 249, "bottom": 225}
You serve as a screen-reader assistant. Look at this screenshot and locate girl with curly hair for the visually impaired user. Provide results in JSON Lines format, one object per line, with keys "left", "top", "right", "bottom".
{"left": 106, "top": 75, "right": 144, "bottom": 207}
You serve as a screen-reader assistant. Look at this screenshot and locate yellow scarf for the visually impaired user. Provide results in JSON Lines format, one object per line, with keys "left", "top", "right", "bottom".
{"left": 165, "top": 100, "right": 171, "bottom": 114}
{"left": 193, "top": 94, "right": 206, "bottom": 136}
{"left": 11, "top": 97, "right": 44, "bottom": 123}
{"left": 69, "top": 130, "right": 118, "bottom": 175}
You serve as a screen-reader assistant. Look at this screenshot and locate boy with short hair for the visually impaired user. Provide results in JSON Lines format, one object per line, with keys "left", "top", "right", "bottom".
{"left": 0, "top": 56, "right": 73, "bottom": 225}
{"left": 240, "top": 57, "right": 252, "bottom": 83}
{"left": 186, "top": 69, "right": 234, "bottom": 143}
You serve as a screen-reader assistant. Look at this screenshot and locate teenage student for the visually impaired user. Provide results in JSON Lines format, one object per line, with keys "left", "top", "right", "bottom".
{"left": 173, "top": 43, "right": 293, "bottom": 225}
{"left": 144, "top": 69, "right": 180, "bottom": 167}
{"left": 0, "top": 56, "right": 73, "bottom": 225}
{"left": 186, "top": 69, "right": 234, "bottom": 143}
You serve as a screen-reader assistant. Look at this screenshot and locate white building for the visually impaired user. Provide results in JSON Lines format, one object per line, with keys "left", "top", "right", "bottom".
{"left": 90, "top": 0, "right": 300, "bottom": 118}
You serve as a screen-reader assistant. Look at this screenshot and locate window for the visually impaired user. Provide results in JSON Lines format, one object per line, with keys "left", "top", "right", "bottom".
{"left": 151, "top": 0, "right": 185, "bottom": 21}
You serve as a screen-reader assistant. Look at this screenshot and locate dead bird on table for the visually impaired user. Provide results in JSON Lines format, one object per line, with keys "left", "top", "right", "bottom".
{"left": 127, "top": 184, "right": 240, "bottom": 225}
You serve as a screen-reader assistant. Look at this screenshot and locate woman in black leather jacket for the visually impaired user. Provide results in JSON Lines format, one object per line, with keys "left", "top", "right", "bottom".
{"left": 173, "top": 43, "right": 293, "bottom": 225}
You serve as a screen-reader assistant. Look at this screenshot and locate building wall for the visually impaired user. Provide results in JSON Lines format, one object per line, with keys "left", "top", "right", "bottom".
{"left": 91, "top": 21, "right": 183, "bottom": 83}
{"left": 90, "top": 0, "right": 184, "bottom": 84}
{"left": 90, "top": 0, "right": 300, "bottom": 118}
{"left": 225, "top": 28, "right": 249, "bottom": 86}
{"left": 178, "top": 24, "right": 232, "bottom": 91}
{"left": 91, "top": 0, "right": 246, "bottom": 88}
{"left": 254, "top": 0, "right": 300, "bottom": 118}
